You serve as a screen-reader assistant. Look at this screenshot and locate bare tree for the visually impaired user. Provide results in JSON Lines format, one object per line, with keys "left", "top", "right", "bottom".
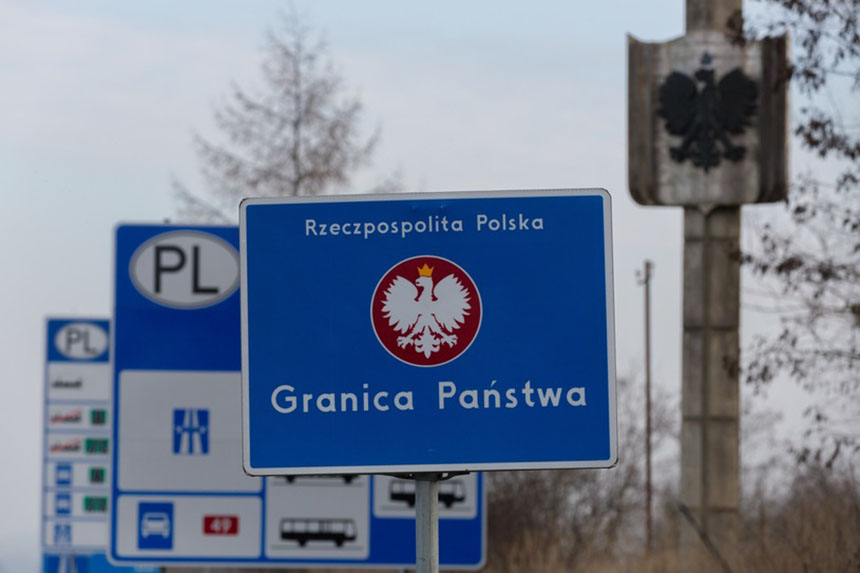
{"left": 739, "top": 461, "right": 860, "bottom": 571}
{"left": 483, "top": 376, "right": 678, "bottom": 572}
{"left": 735, "top": 0, "right": 860, "bottom": 464}
{"left": 175, "top": 6, "right": 396, "bottom": 222}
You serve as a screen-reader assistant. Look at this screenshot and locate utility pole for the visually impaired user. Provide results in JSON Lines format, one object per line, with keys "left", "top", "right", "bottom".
{"left": 637, "top": 260, "right": 654, "bottom": 552}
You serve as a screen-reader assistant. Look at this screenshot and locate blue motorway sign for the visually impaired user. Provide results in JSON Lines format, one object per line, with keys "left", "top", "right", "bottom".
{"left": 42, "top": 318, "right": 158, "bottom": 573}
{"left": 241, "top": 190, "right": 617, "bottom": 474}
{"left": 110, "top": 224, "right": 484, "bottom": 568}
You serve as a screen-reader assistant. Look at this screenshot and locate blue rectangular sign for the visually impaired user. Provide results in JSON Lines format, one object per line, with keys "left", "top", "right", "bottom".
{"left": 43, "top": 317, "right": 158, "bottom": 573}
{"left": 240, "top": 189, "right": 617, "bottom": 475}
{"left": 110, "top": 224, "right": 484, "bottom": 568}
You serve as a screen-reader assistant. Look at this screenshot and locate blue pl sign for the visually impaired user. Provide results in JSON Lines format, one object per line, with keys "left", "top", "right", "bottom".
{"left": 241, "top": 189, "right": 617, "bottom": 474}
{"left": 112, "top": 224, "right": 484, "bottom": 568}
{"left": 43, "top": 318, "right": 158, "bottom": 573}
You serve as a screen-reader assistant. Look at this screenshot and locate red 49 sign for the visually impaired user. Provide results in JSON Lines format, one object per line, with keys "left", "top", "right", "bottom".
{"left": 203, "top": 515, "right": 239, "bottom": 535}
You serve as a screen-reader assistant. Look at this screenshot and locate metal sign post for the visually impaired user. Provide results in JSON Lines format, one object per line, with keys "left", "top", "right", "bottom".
{"left": 636, "top": 261, "right": 655, "bottom": 552}
{"left": 415, "top": 474, "right": 440, "bottom": 573}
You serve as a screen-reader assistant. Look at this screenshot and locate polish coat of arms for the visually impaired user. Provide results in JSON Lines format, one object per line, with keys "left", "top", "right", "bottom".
{"left": 658, "top": 53, "right": 758, "bottom": 171}
{"left": 371, "top": 256, "right": 481, "bottom": 367}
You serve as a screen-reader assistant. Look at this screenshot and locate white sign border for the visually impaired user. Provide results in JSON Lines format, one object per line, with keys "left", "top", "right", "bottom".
{"left": 239, "top": 188, "right": 617, "bottom": 476}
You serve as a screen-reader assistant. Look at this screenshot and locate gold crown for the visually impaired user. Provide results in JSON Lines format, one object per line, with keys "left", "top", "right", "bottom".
{"left": 417, "top": 263, "right": 434, "bottom": 277}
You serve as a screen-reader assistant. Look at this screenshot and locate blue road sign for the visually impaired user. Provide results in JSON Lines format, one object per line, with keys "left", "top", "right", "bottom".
{"left": 55, "top": 493, "right": 72, "bottom": 515}
{"left": 137, "top": 503, "right": 174, "bottom": 550}
{"left": 172, "top": 409, "right": 209, "bottom": 455}
{"left": 55, "top": 464, "right": 72, "bottom": 487}
{"left": 110, "top": 224, "right": 484, "bottom": 568}
{"left": 53, "top": 524, "right": 72, "bottom": 545}
{"left": 43, "top": 318, "right": 159, "bottom": 573}
{"left": 240, "top": 190, "right": 617, "bottom": 475}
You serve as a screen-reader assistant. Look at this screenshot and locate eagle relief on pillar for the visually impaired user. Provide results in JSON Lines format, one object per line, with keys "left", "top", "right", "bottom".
{"left": 628, "top": 29, "right": 789, "bottom": 206}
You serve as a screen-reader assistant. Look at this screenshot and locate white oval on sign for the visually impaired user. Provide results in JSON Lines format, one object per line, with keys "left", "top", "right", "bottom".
{"left": 54, "top": 323, "right": 108, "bottom": 359}
{"left": 129, "top": 230, "right": 239, "bottom": 309}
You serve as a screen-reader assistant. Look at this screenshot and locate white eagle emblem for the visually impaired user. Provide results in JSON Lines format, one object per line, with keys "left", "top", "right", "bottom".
{"left": 381, "top": 263, "right": 472, "bottom": 358}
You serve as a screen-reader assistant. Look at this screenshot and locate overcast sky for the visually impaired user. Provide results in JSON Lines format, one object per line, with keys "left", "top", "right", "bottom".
{"left": 0, "top": 2, "right": 814, "bottom": 571}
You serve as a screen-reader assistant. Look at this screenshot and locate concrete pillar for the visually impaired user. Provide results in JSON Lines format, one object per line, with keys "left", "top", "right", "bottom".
{"left": 680, "top": 206, "right": 741, "bottom": 570}
{"left": 686, "top": 0, "right": 741, "bottom": 32}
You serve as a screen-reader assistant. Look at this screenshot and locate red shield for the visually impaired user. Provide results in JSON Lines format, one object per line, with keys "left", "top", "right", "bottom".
{"left": 371, "top": 256, "right": 481, "bottom": 367}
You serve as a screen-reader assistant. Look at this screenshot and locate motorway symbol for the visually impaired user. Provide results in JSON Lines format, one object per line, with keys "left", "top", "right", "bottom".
{"left": 53, "top": 523, "right": 72, "bottom": 545}
{"left": 172, "top": 408, "right": 209, "bottom": 455}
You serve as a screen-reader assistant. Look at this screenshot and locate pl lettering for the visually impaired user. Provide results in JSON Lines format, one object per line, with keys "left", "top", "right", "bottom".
{"left": 54, "top": 323, "right": 108, "bottom": 359}
{"left": 63, "top": 327, "right": 98, "bottom": 356}
{"left": 154, "top": 245, "right": 218, "bottom": 295}
{"left": 129, "top": 230, "right": 240, "bottom": 309}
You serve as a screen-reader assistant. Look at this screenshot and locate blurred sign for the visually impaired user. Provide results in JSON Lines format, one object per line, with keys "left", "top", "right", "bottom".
{"left": 110, "top": 224, "right": 484, "bottom": 568}
{"left": 240, "top": 190, "right": 617, "bottom": 475}
{"left": 42, "top": 318, "right": 157, "bottom": 573}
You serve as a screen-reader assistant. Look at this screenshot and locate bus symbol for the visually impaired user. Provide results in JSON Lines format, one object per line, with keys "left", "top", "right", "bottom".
{"left": 389, "top": 478, "right": 466, "bottom": 508}
{"left": 279, "top": 518, "right": 357, "bottom": 547}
